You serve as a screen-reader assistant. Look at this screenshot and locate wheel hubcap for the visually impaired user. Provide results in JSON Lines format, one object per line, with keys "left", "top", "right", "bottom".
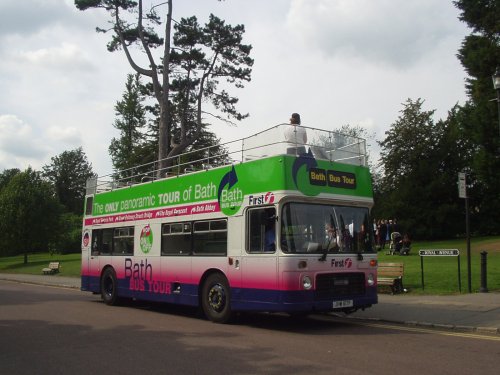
{"left": 208, "top": 284, "right": 226, "bottom": 312}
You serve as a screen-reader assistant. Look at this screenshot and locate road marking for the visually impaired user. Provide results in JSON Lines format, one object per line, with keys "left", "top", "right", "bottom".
{"left": 354, "top": 321, "right": 500, "bottom": 341}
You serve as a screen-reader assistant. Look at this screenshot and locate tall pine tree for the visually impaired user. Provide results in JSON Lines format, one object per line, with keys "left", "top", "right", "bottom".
{"left": 76, "top": 1, "right": 253, "bottom": 176}
{"left": 454, "top": 0, "right": 500, "bottom": 234}
{"left": 109, "top": 73, "right": 149, "bottom": 179}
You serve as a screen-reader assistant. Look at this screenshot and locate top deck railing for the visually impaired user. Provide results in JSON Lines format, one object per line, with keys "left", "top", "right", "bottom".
{"left": 86, "top": 124, "right": 367, "bottom": 195}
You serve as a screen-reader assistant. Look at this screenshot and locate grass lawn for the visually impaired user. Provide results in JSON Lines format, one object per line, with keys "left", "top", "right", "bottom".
{"left": 378, "top": 236, "right": 500, "bottom": 294}
{"left": 0, "top": 253, "right": 81, "bottom": 278}
{"left": 0, "top": 236, "right": 499, "bottom": 294}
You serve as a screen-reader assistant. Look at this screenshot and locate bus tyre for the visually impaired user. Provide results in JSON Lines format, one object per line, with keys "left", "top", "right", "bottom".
{"left": 101, "top": 268, "right": 119, "bottom": 306}
{"left": 202, "top": 273, "right": 232, "bottom": 323}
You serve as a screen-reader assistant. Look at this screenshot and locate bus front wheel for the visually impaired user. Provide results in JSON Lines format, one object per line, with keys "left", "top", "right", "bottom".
{"left": 101, "top": 268, "right": 119, "bottom": 306}
{"left": 201, "top": 273, "right": 232, "bottom": 323}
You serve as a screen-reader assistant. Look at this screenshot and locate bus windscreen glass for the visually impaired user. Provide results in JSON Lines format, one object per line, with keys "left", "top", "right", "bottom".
{"left": 280, "top": 202, "right": 374, "bottom": 254}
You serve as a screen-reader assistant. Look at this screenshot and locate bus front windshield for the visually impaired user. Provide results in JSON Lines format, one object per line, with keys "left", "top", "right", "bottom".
{"left": 280, "top": 202, "right": 374, "bottom": 254}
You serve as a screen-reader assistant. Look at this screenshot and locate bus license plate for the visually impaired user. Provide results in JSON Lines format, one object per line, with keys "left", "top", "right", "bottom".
{"left": 332, "top": 300, "right": 353, "bottom": 309}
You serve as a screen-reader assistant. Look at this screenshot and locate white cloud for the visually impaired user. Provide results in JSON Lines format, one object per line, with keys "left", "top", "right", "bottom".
{"left": 0, "top": 115, "right": 50, "bottom": 169}
{"left": 0, "top": 0, "right": 70, "bottom": 37}
{"left": 287, "top": 0, "right": 464, "bottom": 68}
{"left": 0, "top": 115, "right": 32, "bottom": 139}
{"left": 47, "top": 125, "right": 82, "bottom": 145}
{"left": 15, "top": 43, "right": 94, "bottom": 71}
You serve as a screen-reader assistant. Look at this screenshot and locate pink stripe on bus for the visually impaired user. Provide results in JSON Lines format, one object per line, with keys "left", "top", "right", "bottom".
{"left": 85, "top": 202, "right": 220, "bottom": 226}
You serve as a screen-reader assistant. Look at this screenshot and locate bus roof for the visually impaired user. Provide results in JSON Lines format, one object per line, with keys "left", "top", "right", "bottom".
{"left": 87, "top": 124, "right": 368, "bottom": 195}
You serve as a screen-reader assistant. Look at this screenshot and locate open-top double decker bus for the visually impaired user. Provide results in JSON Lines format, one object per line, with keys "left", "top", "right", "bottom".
{"left": 81, "top": 124, "right": 378, "bottom": 322}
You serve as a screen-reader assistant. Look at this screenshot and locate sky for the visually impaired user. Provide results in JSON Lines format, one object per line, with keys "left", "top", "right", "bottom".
{"left": 0, "top": 0, "right": 471, "bottom": 176}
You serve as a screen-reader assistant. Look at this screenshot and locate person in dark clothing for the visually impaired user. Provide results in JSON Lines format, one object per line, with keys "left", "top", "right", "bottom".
{"left": 400, "top": 233, "right": 411, "bottom": 255}
{"left": 379, "top": 220, "right": 387, "bottom": 249}
{"left": 264, "top": 208, "right": 276, "bottom": 251}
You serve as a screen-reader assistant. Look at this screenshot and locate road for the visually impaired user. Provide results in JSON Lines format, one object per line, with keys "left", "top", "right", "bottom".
{"left": 0, "top": 280, "right": 498, "bottom": 375}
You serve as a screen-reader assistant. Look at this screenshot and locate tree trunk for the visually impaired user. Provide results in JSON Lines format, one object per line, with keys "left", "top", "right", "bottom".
{"left": 156, "top": 0, "right": 173, "bottom": 179}
{"left": 157, "top": 106, "right": 170, "bottom": 177}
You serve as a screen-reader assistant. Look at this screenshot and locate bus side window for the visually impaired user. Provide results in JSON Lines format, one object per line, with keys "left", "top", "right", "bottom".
{"left": 91, "top": 228, "right": 113, "bottom": 255}
{"left": 193, "top": 219, "right": 227, "bottom": 256}
{"left": 85, "top": 196, "right": 93, "bottom": 216}
{"left": 113, "top": 227, "right": 134, "bottom": 255}
{"left": 101, "top": 229, "right": 113, "bottom": 255}
{"left": 247, "top": 207, "right": 276, "bottom": 253}
{"left": 161, "top": 223, "right": 191, "bottom": 255}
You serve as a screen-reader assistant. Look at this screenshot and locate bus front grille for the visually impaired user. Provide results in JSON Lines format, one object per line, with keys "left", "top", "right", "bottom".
{"left": 314, "top": 272, "right": 365, "bottom": 300}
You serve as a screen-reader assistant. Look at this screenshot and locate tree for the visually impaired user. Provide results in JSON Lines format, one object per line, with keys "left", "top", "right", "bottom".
{"left": 109, "top": 72, "right": 230, "bottom": 180}
{"left": 454, "top": 0, "right": 500, "bottom": 234}
{"left": 167, "top": 15, "right": 252, "bottom": 156}
{"left": 0, "top": 168, "right": 61, "bottom": 262}
{"left": 75, "top": 0, "right": 253, "bottom": 176}
{"left": 50, "top": 212, "right": 83, "bottom": 254}
{"left": 109, "top": 73, "right": 149, "bottom": 178}
{"left": 177, "top": 126, "right": 230, "bottom": 170}
{"left": 310, "top": 123, "right": 378, "bottom": 181}
{"left": 336, "top": 124, "right": 377, "bottom": 173}
{"left": 0, "top": 168, "right": 20, "bottom": 192}
{"left": 42, "top": 148, "right": 94, "bottom": 215}
{"left": 376, "top": 99, "right": 465, "bottom": 239}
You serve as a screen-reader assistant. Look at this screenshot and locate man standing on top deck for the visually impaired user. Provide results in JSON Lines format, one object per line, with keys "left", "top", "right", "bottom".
{"left": 284, "top": 112, "right": 307, "bottom": 145}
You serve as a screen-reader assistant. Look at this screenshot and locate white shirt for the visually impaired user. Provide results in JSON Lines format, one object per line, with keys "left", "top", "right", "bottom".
{"left": 284, "top": 124, "right": 307, "bottom": 144}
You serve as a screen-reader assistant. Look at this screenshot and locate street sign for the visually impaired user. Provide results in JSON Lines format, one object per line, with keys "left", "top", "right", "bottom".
{"left": 419, "top": 249, "right": 460, "bottom": 256}
{"left": 419, "top": 249, "right": 461, "bottom": 292}
{"left": 458, "top": 172, "right": 466, "bottom": 198}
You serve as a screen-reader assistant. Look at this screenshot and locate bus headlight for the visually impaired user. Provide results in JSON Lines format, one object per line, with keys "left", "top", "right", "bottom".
{"left": 367, "top": 273, "right": 375, "bottom": 286}
{"left": 302, "top": 275, "right": 312, "bottom": 290}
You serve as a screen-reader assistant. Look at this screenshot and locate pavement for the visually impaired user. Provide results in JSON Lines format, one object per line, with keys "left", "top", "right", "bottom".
{"left": 350, "top": 293, "right": 500, "bottom": 335}
{"left": 1, "top": 273, "right": 499, "bottom": 334}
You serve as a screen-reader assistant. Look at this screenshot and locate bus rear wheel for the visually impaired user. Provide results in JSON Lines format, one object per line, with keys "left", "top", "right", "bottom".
{"left": 101, "top": 268, "right": 119, "bottom": 306}
{"left": 201, "top": 273, "right": 232, "bottom": 323}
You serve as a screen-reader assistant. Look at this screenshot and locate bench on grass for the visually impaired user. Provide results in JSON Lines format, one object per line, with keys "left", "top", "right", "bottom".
{"left": 377, "top": 262, "right": 405, "bottom": 294}
{"left": 42, "top": 262, "right": 61, "bottom": 275}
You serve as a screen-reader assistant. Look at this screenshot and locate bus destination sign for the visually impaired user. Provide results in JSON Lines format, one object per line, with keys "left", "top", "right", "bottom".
{"left": 419, "top": 249, "right": 460, "bottom": 256}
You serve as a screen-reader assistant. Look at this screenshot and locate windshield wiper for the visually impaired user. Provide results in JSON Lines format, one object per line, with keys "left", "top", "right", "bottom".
{"left": 320, "top": 213, "right": 336, "bottom": 262}
{"left": 319, "top": 237, "right": 332, "bottom": 262}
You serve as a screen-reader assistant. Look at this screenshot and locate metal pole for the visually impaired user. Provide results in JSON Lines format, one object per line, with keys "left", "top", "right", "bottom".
{"left": 457, "top": 254, "right": 461, "bottom": 293}
{"left": 480, "top": 251, "right": 488, "bottom": 293}
{"left": 421, "top": 256, "right": 425, "bottom": 291}
{"left": 497, "top": 89, "right": 500, "bottom": 137}
{"left": 466, "top": 196, "right": 471, "bottom": 293}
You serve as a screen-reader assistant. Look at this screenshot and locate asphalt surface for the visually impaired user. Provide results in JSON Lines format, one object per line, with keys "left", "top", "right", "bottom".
{"left": 1, "top": 273, "right": 499, "bottom": 334}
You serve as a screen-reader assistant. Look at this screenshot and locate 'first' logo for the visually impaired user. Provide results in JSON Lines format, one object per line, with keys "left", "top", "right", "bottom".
{"left": 248, "top": 192, "right": 275, "bottom": 205}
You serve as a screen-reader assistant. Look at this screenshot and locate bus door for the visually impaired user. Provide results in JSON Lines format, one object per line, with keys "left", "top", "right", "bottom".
{"left": 81, "top": 229, "right": 92, "bottom": 290}
{"left": 88, "top": 228, "right": 113, "bottom": 291}
{"left": 240, "top": 206, "right": 278, "bottom": 302}
{"left": 224, "top": 217, "right": 242, "bottom": 296}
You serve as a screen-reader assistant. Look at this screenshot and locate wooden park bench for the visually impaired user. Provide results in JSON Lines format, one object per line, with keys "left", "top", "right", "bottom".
{"left": 377, "top": 262, "right": 405, "bottom": 294}
{"left": 42, "top": 262, "right": 61, "bottom": 275}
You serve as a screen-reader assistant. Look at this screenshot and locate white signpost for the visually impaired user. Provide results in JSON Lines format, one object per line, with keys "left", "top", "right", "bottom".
{"left": 419, "top": 249, "right": 460, "bottom": 256}
{"left": 419, "top": 249, "right": 461, "bottom": 292}
{"left": 458, "top": 172, "right": 466, "bottom": 198}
